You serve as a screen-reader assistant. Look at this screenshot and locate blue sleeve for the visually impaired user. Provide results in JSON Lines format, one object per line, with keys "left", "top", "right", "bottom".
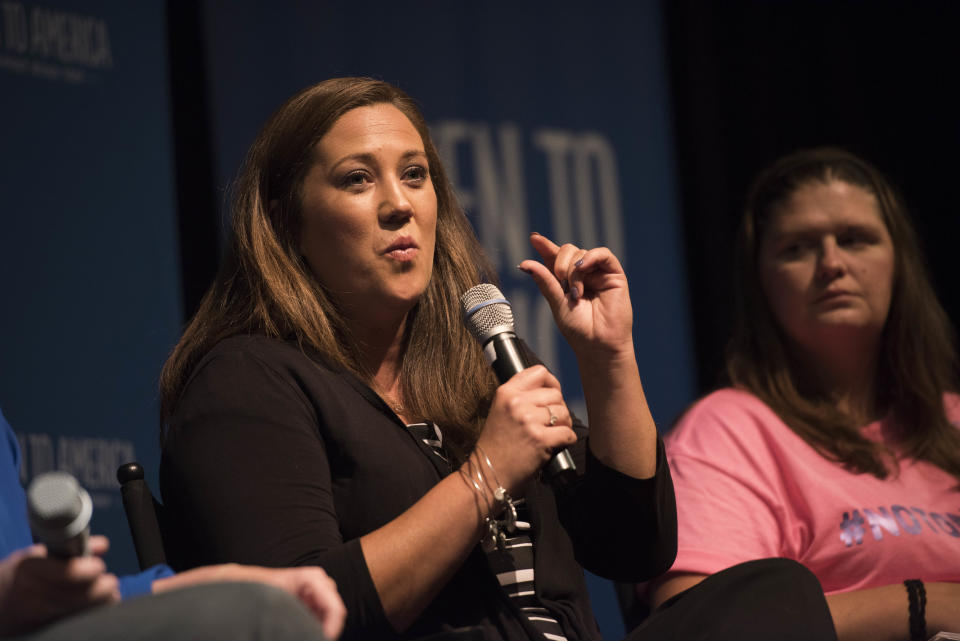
{"left": 118, "top": 564, "right": 175, "bottom": 600}
{"left": 0, "top": 407, "right": 35, "bottom": 557}
{"left": 4, "top": 408, "right": 176, "bottom": 600}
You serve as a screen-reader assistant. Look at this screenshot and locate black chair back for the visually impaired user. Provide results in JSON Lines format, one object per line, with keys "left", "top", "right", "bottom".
{"left": 116, "top": 461, "right": 168, "bottom": 571}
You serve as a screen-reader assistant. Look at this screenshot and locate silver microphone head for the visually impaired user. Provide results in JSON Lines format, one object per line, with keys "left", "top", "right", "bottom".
{"left": 461, "top": 283, "right": 515, "bottom": 344}
{"left": 27, "top": 472, "right": 92, "bottom": 557}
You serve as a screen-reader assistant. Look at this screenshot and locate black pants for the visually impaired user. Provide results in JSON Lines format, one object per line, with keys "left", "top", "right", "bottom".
{"left": 11, "top": 582, "right": 328, "bottom": 641}
{"left": 629, "top": 558, "right": 838, "bottom": 641}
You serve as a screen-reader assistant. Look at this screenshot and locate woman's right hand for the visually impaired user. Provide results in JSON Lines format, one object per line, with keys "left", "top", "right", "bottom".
{"left": 0, "top": 536, "right": 120, "bottom": 637}
{"left": 472, "top": 365, "right": 578, "bottom": 495}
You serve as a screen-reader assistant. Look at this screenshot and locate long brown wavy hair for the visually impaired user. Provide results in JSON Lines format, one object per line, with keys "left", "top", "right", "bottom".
{"left": 727, "top": 147, "right": 960, "bottom": 482}
{"left": 160, "top": 78, "right": 498, "bottom": 454}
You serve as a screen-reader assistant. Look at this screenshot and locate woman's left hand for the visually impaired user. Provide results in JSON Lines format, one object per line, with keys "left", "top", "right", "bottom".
{"left": 520, "top": 232, "right": 657, "bottom": 481}
{"left": 519, "top": 233, "right": 633, "bottom": 359}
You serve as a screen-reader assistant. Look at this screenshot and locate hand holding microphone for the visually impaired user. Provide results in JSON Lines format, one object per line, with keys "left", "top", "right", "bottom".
{"left": 461, "top": 283, "right": 578, "bottom": 488}
{"left": 0, "top": 473, "right": 119, "bottom": 637}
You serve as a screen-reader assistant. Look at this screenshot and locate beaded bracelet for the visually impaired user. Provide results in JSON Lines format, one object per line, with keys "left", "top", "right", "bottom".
{"left": 903, "top": 579, "right": 927, "bottom": 641}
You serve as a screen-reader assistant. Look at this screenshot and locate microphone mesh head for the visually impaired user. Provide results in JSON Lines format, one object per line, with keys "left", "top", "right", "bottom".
{"left": 27, "top": 472, "right": 84, "bottom": 524}
{"left": 460, "top": 283, "right": 515, "bottom": 343}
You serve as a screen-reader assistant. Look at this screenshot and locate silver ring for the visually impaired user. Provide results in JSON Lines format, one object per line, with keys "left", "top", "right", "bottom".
{"left": 546, "top": 406, "right": 558, "bottom": 426}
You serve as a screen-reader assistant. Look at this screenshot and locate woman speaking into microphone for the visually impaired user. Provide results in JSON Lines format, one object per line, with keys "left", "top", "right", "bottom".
{"left": 158, "top": 77, "right": 833, "bottom": 641}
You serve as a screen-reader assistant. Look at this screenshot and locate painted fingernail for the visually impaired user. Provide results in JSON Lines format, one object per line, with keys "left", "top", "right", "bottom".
{"left": 561, "top": 279, "right": 569, "bottom": 293}
{"left": 570, "top": 285, "right": 581, "bottom": 300}
{"left": 574, "top": 258, "right": 584, "bottom": 268}
{"left": 517, "top": 264, "right": 532, "bottom": 274}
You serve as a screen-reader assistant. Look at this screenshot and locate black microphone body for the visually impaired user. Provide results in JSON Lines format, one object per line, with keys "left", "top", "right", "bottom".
{"left": 27, "top": 471, "right": 92, "bottom": 558}
{"left": 461, "top": 284, "right": 577, "bottom": 485}
{"left": 487, "top": 332, "right": 527, "bottom": 385}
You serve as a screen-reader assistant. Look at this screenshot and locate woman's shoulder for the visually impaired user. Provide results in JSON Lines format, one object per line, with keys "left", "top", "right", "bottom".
{"left": 198, "top": 334, "right": 333, "bottom": 375}
{"left": 674, "top": 387, "right": 780, "bottom": 428}
{"left": 170, "top": 334, "right": 357, "bottom": 429}
{"left": 666, "top": 387, "right": 793, "bottom": 455}
{"left": 204, "top": 333, "right": 308, "bottom": 359}
{"left": 182, "top": 334, "right": 343, "bottom": 399}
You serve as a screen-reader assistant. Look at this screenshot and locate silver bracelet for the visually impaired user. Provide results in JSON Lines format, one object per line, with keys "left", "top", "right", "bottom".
{"left": 473, "top": 446, "right": 517, "bottom": 548}
{"left": 460, "top": 456, "right": 493, "bottom": 515}
{"left": 459, "top": 456, "right": 509, "bottom": 550}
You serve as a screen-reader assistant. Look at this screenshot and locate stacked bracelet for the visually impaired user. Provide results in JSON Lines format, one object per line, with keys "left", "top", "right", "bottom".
{"left": 460, "top": 456, "right": 493, "bottom": 514}
{"left": 903, "top": 579, "right": 927, "bottom": 641}
{"left": 459, "top": 447, "right": 516, "bottom": 551}
{"left": 476, "top": 445, "right": 517, "bottom": 533}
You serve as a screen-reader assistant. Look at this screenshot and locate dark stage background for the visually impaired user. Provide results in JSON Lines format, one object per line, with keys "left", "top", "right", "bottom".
{"left": 2, "top": 1, "right": 958, "bottom": 637}
{"left": 667, "top": 0, "right": 960, "bottom": 391}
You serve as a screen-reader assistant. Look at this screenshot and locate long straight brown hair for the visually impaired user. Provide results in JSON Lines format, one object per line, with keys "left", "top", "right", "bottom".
{"left": 727, "top": 147, "right": 960, "bottom": 482}
{"left": 160, "top": 78, "right": 498, "bottom": 454}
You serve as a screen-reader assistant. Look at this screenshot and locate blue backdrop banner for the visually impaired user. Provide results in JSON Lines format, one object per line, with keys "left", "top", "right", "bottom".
{"left": 0, "top": 0, "right": 180, "bottom": 574}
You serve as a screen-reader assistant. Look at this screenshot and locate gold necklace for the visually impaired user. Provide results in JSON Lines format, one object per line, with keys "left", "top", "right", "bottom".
{"left": 377, "top": 389, "right": 405, "bottom": 415}
{"left": 373, "top": 376, "right": 405, "bottom": 416}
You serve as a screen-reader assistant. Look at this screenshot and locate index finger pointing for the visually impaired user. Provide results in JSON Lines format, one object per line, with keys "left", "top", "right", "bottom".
{"left": 528, "top": 232, "right": 561, "bottom": 269}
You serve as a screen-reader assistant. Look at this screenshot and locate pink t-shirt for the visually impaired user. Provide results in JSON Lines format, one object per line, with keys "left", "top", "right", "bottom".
{"left": 664, "top": 388, "right": 960, "bottom": 594}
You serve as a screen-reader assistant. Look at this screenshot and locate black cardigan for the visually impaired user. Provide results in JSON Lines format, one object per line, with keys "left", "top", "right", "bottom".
{"left": 160, "top": 334, "right": 676, "bottom": 641}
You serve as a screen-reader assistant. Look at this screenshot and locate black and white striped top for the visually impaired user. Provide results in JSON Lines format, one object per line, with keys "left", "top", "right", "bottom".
{"left": 407, "top": 422, "right": 569, "bottom": 641}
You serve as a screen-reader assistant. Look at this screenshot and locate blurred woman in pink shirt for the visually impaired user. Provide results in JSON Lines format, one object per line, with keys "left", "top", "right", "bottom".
{"left": 652, "top": 148, "right": 960, "bottom": 641}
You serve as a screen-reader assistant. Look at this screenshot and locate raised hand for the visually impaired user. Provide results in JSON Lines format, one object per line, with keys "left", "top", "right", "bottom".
{"left": 519, "top": 232, "right": 657, "bottom": 480}
{"left": 519, "top": 232, "right": 634, "bottom": 359}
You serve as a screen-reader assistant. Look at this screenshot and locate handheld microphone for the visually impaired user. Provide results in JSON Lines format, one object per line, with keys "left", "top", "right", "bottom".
{"left": 461, "top": 283, "right": 577, "bottom": 484}
{"left": 27, "top": 471, "right": 92, "bottom": 558}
